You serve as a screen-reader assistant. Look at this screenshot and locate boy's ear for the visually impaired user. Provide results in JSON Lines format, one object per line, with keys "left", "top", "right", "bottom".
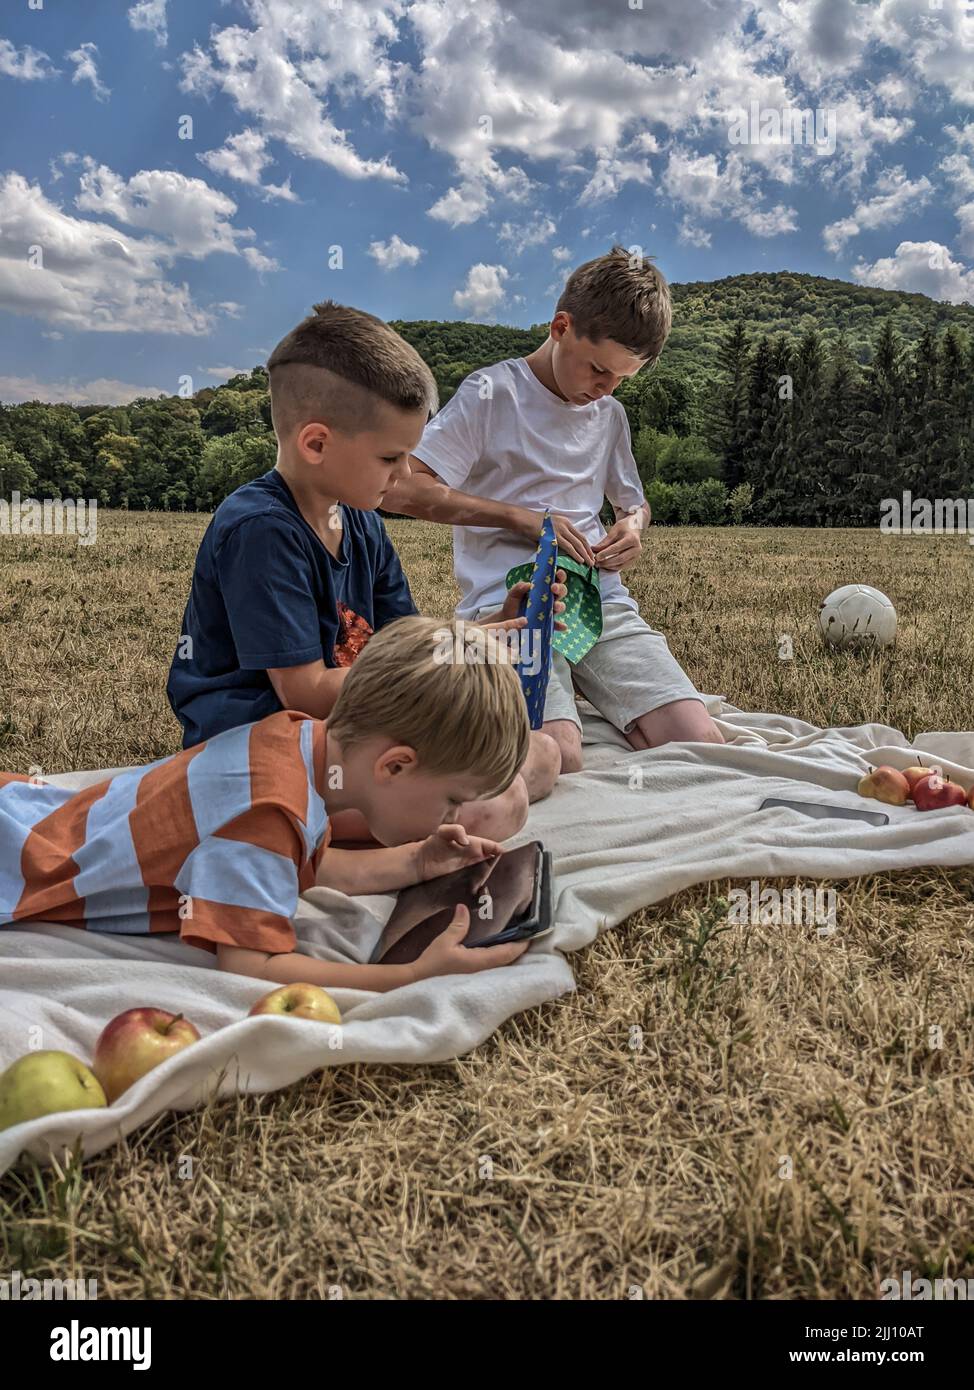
{"left": 550, "top": 311, "right": 572, "bottom": 341}
{"left": 295, "top": 420, "right": 332, "bottom": 461}
{"left": 374, "top": 743, "right": 419, "bottom": 780}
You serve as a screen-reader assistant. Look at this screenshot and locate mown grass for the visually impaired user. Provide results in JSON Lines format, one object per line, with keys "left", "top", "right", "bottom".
{"left": 1, "top": 512, "right": 972, "bottom": 1299}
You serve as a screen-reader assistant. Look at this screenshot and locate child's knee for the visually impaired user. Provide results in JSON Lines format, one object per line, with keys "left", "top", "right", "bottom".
{"left": 543, "top": 723, "right": 583, "bottom": 773}
{"left": 525, "top": 731, "right": 561, "bottom": 800}
{"left": 459, "top": 773, "right": 529, "bottom": 841}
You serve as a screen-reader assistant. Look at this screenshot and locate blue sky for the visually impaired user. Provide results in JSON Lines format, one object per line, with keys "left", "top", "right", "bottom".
{"left": 0, "top": 0, "right": 973, "bottom": 404}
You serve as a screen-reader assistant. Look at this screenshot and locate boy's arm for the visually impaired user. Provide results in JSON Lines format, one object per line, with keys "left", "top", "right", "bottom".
{"left": 215, "top": 515, "right": 342, "bottom": 713}
{"left": 389, "top": 369, "right": 597, "bottom": 564}
{"left": 394, "top": 461, "right": 597, "bottom": 567}
{"left": 316, "top": 828, "right": 504, "bottom": 895}
{"left": 315, "top": 842, "right": 421, "bottom": 895}
{"left": 593, "top": 408, "right": 651, "bottom": 570}
{"left": 267, "top": 661, "right": 348, "bottom": 718}
{"left": 217, "top": 942, "right": 414, "bottom": 992}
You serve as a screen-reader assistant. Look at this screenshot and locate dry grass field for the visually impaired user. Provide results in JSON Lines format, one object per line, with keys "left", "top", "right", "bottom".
{"left": 1, "top": 511, "right": 972, "bottom": 1299}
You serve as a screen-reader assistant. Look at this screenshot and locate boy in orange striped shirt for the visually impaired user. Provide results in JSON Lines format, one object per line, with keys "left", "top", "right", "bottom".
{"left": 1, "top": 617, "right": 531, "bottom": 992}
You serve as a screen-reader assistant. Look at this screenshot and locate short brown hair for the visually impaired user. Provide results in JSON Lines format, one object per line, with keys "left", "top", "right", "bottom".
{"left": 556, "top": 246, "right": 672, "bottom": 362}
{"left": 266, "top": 300, "right": 438, "bottom": 440}
{"left": 328, "top": 615, "right": 530, "bottom": 797}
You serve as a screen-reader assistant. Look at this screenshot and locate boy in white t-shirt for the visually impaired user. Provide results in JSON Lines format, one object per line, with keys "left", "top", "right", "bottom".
{"left": 390, "top": 247, "right": 723, "bottom": 773}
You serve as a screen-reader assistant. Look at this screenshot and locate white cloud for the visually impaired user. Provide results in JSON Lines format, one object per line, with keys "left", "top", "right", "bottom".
{"left": 0, "top": 375, "right": 167, "bottom": 406}
{"left": 0, "top": 38, "right": 57, "bottom": 81}
{"left": 876, "top": 0, "right": 974, "bottom": 107}
{"left": 202, "top": 365, "right": 253, "bottom": 381}
{"left": 0, "top": 171, "right": 213, "bottom": 335}
{"left": 663, "top": 148, "right": 798, "bottom": 239}
{"left": 453, "top": 263, "right": 509, "bottom": 320}
{"left": 552, "top": 245, "right": 572, "bottom": 262}
{"left": 215, "top": 301, "right": 245, "bottom": 317}
{"left": 49, "top": 152, "right": 80, "bottom": 184}
{"left": 242, "top": 245, "right": 279, "bottom": 273}
{"left": 579, "top": 152, "right": 653, "bottom": 205}
{"left": 66, "top": 43, "right": 110, "bottom": 103}
{"left": 179, "top": 3, "right": 407, "bottom": 184}
{"left": 198, "top": 129, "right": 298, "bottom": 202}
{"left": 678, "top": 219, "right": 712, "bottom": 248}
{"left": 75, "top": 160, "right": 268, "bottom": 261}
{"left": 956, "top": 202, "right": 974, "bottom": 257}
{"left": 368, "top": 235, "right": 423, "bottom": 270}
{"left": 428, "top": 157, "right": 533, "bottom": 228}
{"left": 160, "top": 0, "right": 946, "bottom": 245}
{"left": 822, "top": 166, "right": 933, "bottom": 253}
{"left": 498, "top": 215, "right": 556, "bottom": 253}
{"left": 940, "top": 152, "right": 974, "bottom": 201}
{"left": 852, "top": 240, "right": 974, "bottom": 304}
{"left": 128, "top": 0, "right": 168, "bottom": 47}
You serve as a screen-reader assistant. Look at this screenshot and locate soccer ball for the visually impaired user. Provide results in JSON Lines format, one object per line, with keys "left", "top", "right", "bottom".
{"left": 818, "top": 584, "right": 897, "bottom": 650}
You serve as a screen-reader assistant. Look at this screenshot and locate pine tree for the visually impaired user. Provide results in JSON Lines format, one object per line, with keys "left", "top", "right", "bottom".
{"left": 706, "top": 319, "right": 749, "bottom": 488}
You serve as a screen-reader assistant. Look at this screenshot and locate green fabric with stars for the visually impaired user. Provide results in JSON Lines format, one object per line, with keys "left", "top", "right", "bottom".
{"left": 505, "top": 553, "right": 604, "bottom": 665}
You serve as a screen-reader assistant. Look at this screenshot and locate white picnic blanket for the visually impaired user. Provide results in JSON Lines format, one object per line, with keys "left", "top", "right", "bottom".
{"left": 2, "top": 694, "right": 973, "bottom": 1174}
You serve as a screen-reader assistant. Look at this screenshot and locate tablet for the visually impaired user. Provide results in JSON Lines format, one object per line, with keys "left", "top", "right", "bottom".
{"left": 369, "top": 841, "right": 553, "bottom": 966}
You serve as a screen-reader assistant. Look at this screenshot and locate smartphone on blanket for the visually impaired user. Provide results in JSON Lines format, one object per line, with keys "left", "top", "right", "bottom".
{"left": 760, "top": 797, "right": 890, "bottom": 827}
{"left": 369, "top": 841, "right": 553, "bottom": 967}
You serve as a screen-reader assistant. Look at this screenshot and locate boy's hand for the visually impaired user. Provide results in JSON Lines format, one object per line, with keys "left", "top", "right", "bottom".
{"left": 408, "top": 905, "right": 529, "bottom": 980}
{"left": 592, "top": 517, "right": 643, "bottom": 571}
{"left": 479, "top": 570, "right": 569, "bottom": 632}
{"left": 514, "top": 510, "right": 597, "bottom": 567}
{"left": 416, "top": 824, "right": 503, "bottom": 881}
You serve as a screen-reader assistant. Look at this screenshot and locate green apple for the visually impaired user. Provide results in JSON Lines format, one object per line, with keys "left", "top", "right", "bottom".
{"left": 249, "top": 983, "right": 342, "bottom": 1025}
{"left": 0, "top": 1050, "right": 107, "bottom": 1131}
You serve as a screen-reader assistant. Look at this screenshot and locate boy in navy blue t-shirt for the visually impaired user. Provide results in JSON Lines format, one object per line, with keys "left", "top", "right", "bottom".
{"left": 167, "top": 468, "right": 414, "bottom": 747}
{"left": 167, "top": 300, "right": 561, "bottom": 841}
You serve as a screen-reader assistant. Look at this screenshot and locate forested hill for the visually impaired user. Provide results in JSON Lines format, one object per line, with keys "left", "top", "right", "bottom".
{"left": 663, "top": 272, "right": 974, "bottom": 391}
{"left": 392, "top": 272, "right": 974, "bottom": 401}
{"left": 0, "top": 271, "right": 971, "bottom": 523}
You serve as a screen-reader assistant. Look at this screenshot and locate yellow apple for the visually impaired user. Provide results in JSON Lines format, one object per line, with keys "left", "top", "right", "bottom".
{"left": 92, "top": 1008, "right": 201, "bottom": 1103}
{"left": 248, "top": 984, "right": 341, "bottom": 1025}
{"left": 857, "top": 765, "right": 910, "bottom": 806}
{"left": 0, "top": 1050, "right": 107, "bottom": 1131}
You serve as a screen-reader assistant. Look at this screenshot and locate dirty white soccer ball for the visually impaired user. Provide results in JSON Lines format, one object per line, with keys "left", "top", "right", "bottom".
{"left": 818, "top": 584, "right": 897, "bottom": 650}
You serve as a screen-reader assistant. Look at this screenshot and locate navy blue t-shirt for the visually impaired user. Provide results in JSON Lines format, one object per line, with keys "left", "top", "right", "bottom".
{"left": 167, "top": 470, "right": 417, "bottom": 747}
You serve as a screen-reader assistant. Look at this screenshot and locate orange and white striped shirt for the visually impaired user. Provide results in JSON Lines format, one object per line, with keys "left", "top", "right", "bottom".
{"left": 0, "top": 711, "right": 330, "bottom": 955}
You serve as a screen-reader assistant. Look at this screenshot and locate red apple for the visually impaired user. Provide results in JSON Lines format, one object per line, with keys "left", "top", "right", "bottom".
{"left": 248, "top": 984, "right": 341, "bottom": 1025}
{"left": 93, "top": 1008, "right": 201, "bottom": 1103}
{"left": 857, "top": 765, "right": 910, "bottom": 806}
{"left": 901, "top": 765, "right": 935, "bottom": 795}
{"left": 912, "top": 773, "right": 968, "bottom": 812}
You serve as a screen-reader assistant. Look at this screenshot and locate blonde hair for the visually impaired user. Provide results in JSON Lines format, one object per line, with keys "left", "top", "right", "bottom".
{"left": 328, "top": 615, "right": 530, "bottom": 795}
{"left": 556, "top": 245, "right": 672, "bottom": 362}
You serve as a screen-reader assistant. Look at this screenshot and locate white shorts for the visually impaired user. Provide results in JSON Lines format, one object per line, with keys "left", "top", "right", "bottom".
{"left": 475, "top": 600, "right": 705, "bottom": 735}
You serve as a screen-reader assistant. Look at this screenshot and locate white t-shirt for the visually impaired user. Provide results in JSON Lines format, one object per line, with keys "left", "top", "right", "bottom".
{"left": 413, "top": 357, "right": 646, "bottom": 620}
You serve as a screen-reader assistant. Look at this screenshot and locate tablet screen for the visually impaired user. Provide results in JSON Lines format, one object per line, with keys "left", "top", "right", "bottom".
{"left": 372, "top": 842, "right": 541, "bottom": 964}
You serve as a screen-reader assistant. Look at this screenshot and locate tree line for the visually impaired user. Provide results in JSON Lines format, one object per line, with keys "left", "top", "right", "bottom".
{"left": 1, "top": 271, "right": 972, "bottom": 524}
